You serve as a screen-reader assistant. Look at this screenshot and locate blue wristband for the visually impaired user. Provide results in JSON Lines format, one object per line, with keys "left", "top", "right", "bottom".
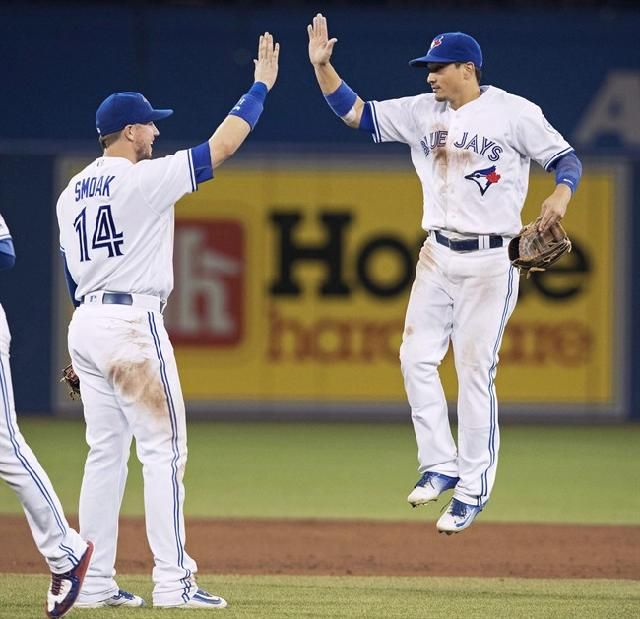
{"left": 247, "top": 81, "right": 268, "bottom": 102}
{"left": 324, "top": 81, "right": 358, "bottom": 117}
{"left": 228, "top": 81, "right": 268, "bottom": 130}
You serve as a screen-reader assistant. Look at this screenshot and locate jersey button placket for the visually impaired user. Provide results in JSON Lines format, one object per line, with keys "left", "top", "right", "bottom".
{"left": 445, "top": 118, "right": 457, "bottom": 229}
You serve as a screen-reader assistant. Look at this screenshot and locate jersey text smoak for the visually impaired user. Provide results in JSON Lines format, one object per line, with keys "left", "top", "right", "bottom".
{"left": 74, "top": 175, "right": 116, "bottom": 201}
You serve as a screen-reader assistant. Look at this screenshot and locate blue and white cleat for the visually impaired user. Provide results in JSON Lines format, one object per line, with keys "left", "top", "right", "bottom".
{"left": 46, "top": 541, "right": 94, "bottom": 618}
{"left": 436, "top": 498, "right": 482, "bottom": 535}
{"left": 407, "top": 471, "right": 459, "bottom": 507}
{"left": 75, "top": 588, "right": 146, "bottom": 608}
{"left": 156, "top": 588, "right": 228, "bottom": 609}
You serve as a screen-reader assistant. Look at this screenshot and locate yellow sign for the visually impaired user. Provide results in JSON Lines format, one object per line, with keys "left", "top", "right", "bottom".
{"left": 168, "top": 163, "right": 615, "bottom": 405}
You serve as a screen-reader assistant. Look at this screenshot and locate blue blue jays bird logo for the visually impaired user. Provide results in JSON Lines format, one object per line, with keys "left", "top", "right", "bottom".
{"left": 464, "top": 165, "right": 501, "bottom": 196}
{"left": 430, "top": 35, "right": 444, "bottom": 50}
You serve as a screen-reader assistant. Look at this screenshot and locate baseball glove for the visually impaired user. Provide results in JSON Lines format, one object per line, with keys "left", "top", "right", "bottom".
{"left": 508, "top": 218, "right": 572, "bottom": 277}
{"left": 60, "top": 363, "right": 81, "bottom": 400}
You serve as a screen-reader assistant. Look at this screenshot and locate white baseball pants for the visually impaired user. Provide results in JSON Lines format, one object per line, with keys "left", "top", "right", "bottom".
{"left": 0, "top": 304, "right": 87, "bottom": 573}
{"left": 68, "top": 303, "right": 198, "bottom": 606}
{"left": 400, "top": 235, "right": 519, "bottom": 507}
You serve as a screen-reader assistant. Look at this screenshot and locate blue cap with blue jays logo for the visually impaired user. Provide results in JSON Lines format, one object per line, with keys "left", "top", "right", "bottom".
{"left": 409, "top": 32, "right": 483, "bottom": 68}
{"left": 96, "top": 92, "right": 173, "bottom": 136}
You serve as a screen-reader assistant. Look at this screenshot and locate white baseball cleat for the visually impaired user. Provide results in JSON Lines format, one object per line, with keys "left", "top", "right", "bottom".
{"left": 75, "top": 589, "right": 146, "bottom": 608}
{"left": 436, "top": 498, "right": 482, "bottom": 535}
{"left": 407, "top": 471, "right": 459, "bottom": 507}
{"left": 156, "top": 588, "right": 228, "bottom": 609}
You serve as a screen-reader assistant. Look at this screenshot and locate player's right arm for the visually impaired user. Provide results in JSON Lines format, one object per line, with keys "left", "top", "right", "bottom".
{"left": 208, "top": 32, "right": 280, "bottom": 168}
{"left": 307, "top": 13, "right": 365, "bottom": 129}
{"left": 137, "top": 32, "right": 279, "bottom": 213}
{"left": 307, "top": 12, "right": 418, "bottom": 144}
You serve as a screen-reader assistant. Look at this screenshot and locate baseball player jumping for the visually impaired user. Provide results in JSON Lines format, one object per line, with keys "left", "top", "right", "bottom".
{"left": 56, "top": 33, "right": 279, "bottom": 607}
{"left": 307, "top": 14, "right": 582, "bottom": 533}
{"left": 0, "top": 213, "right": 93, "bottom": 618}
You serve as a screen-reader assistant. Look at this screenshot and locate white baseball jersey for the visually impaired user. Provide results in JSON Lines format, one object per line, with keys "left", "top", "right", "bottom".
{"left": 0, "top": 212, "right": 14, "bottom": 351}
{"left": 56, "top": 143, "right": 213, "bottom": 302}
{"left": 0, "top": 212, "right": 13, "bottom": 350}
{"left": 369, "top": 85, "right": 573, "bottom": 236}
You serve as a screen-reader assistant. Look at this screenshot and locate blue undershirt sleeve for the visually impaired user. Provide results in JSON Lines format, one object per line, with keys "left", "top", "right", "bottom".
{"left": 0, "top": 238, "right": 16, "bottom": 270}
{"left": 61, "top": 252, "right": 80, "bottom": 307}
{"left": 550, "top": 151, "right": 582, "bottom": 193}
{"left": 189, "top": 141, "right": 214, "bottom": 184}
{"left": 358, "top": 102, "right": 376, "bottom": 134}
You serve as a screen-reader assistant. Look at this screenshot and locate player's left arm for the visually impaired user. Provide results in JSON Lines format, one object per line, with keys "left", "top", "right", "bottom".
{"left": 60, "top": 250, "right": 80, "bottom": 308}
{"left": 0, "top": 238, "right": 16, "bottom": 270}
{"left": 537, "top": 151, "right": 583, "bottom": 231}
{"left": 512, "top": 101, "right": 583, "bottom": 232}
{"left": 0, "top": 214, "right": 15, "bottom": 270}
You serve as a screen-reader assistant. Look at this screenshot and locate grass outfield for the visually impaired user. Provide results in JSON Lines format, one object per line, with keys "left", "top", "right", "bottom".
{"left": 0, "top": 420, "right": 638, "bottom": 524}
{"left": 0, "top": 574, "right": 639, "bottom": 618}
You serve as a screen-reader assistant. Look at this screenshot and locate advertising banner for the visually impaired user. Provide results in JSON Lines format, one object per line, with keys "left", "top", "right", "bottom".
{"left": 54, "top": 157, "right": 627, "bottom": 417}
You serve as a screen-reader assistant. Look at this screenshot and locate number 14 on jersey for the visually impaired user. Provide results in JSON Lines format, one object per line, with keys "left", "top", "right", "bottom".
{"left": 74, "top": 204, "right": 124, "bottom": 262}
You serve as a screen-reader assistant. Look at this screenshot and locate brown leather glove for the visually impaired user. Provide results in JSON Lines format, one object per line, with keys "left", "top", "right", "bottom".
{"left": 508, "top": 218, "right": 572, "bottom": 277}
{"left": 60, "top": 363, "right": 81, "bottom": 400}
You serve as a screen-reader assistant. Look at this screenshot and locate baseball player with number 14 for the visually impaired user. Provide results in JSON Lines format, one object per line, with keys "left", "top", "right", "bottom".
{"left": 56, "top": 33, "right": 279, "bottom": 608}
{"left": 308, "top": 14, "right": 582, "bottom": 533}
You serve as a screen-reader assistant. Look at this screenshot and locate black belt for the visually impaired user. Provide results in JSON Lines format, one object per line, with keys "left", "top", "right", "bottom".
{"left": 91, "top": 292, "right": 133, "bottom": 305}
{"left": 102, "top": 292, "right": 133, "bottom": 305}
{"left": 434, "top": 230, "right": 503, "bottom": 252}
{"left": 81, "top": 292, "right": 165, "bottom": 312}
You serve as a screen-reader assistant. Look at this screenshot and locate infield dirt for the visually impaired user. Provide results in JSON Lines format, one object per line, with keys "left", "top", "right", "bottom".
{"left": 1, "top": 516, "right": 638, "bottom": 580}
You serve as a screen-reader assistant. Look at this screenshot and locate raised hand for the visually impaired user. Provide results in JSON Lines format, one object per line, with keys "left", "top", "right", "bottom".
{"left": 254, "top": 32, "right": 280, "bottom": 91}
{"left": 307, "top": 13, "right": 337, "bottom": 66}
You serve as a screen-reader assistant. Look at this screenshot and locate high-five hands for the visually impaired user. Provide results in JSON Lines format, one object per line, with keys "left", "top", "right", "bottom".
{"left": 254, "top": 32, "right": 280, "bottom": 90}
{"left": 307, "top": 13, "right": 338, "bottom": 66}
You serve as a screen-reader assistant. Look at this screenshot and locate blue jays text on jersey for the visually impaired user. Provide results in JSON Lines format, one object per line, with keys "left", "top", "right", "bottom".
{"left": 420, "top": 130, "right": 503, "bottom": 161}
{"left": 74, "top": 175, "right": 116, "bottom": 202}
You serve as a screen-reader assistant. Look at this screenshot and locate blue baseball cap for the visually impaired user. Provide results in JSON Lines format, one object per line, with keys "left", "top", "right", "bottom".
{"left": 409, "top": 32, "right": 483, "bottom": 68}
{"left": 96, "top": 92, "right": 173, "bottom": 136}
